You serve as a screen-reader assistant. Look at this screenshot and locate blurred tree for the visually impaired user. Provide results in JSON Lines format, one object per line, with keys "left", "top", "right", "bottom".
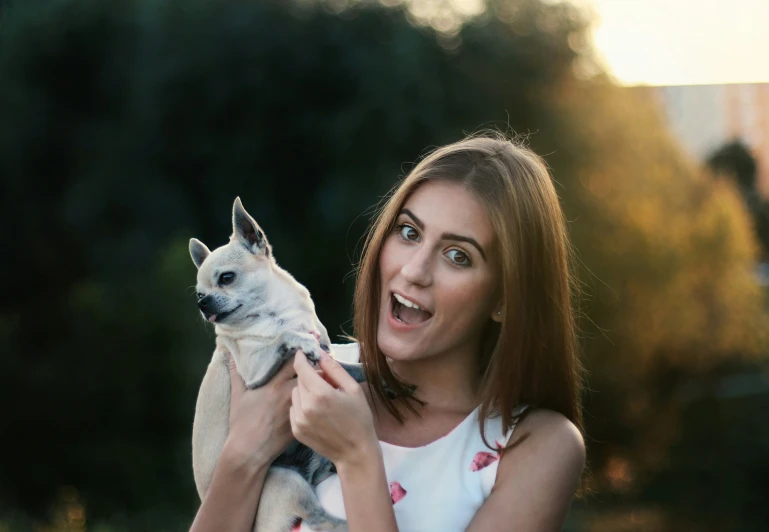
{"left": 708, "top": 140, "right": 758, "bottom": 191}
{"left": 707, "top": 140, "right": 769, "bottom": 260}
{"left": 538, "top": 82, "right": 769, "bottom": 529}
{"left": 0, "top": 0, "right": 767, "bottom": 530}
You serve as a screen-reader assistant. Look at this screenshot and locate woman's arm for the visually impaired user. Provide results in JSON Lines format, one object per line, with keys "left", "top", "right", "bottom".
{"left": 189, "top": 443, "right": 269, "bottom": 532}
{"left": 190, "top": 354, "right": 298, "bottom": 532}
{"left": 466, "top": 409, "right": 586, "bottom": 532}
{"left": 333, "top": 426, "right": 398, "bottom": 531}
{"left": 291, "top": 351, "right": 399, "bottom": 532}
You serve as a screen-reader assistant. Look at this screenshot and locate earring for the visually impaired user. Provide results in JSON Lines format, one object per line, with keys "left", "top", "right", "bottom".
{"left": 497, "top": 311, "right": 502, "bottom": 316}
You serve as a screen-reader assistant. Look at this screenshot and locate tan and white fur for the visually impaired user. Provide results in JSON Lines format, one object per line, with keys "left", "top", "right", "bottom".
{"left": 189, "top": 197, "right": 364, "bottom": 532}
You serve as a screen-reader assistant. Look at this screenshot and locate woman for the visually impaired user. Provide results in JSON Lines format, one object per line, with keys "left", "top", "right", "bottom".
{"left": 190, "top": 134, "right": 586, "bottom": 532}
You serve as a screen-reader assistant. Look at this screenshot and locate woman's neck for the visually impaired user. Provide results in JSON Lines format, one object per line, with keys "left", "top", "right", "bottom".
{"left": 388, "top": 343, "right": 480, "bottom": 415}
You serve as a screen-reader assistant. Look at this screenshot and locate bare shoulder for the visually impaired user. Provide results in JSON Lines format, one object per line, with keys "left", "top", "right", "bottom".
{"left": 513, "top": 408, "right": 585, "bottom": 455}
{"left": 500, "top": 408, "right": 586, "bottom": 480}
{"left": 467, "top": 409, "right": 585, "bottom": 531}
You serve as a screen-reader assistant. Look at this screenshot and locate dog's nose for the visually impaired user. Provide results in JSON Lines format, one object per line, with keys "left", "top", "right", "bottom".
{"left": 198, "top": 295, "right": 213, "bottom": 311}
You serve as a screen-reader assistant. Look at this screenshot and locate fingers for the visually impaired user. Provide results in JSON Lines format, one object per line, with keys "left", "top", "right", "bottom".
{"left": 294, "top": 351, "right": 330, "bottom": 395}
{"left": 228, "top": 352, "right": 246, "bottom": 401}
{"left": 291, "top": 385, "right": 302, "bottom": 412}
{"left": 319, "top": 370, "right": 337, "bottom": 387}
{"left": 289, "top": 404, "right": 296, "bottom": 435}
{"left": 274, "top": 354, "right": 299, "bottom": 382}
{"left": 289, "top": 385, "right": 302, "bottom": 437}
{"left": 318, "top": 353, "right": 359, "bottom": 393}
{"left": 281, "top": 376, "right": 298, "bottom": 396}
{"left": 227, "top": 353, "right": 246, "bottom": 425}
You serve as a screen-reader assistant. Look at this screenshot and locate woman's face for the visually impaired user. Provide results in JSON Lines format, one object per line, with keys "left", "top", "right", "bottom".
{"left": 377, "top": 180, "right": 502, "bottom": 364}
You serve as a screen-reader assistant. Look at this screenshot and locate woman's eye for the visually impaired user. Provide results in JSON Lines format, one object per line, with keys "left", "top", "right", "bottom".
{"left": 447, "top": 249, "right": 471, "bottom": 267}
{"left": 219, "top": 272, "right": 235, "bottom": 285}
{"left": 398, "top": 224, "right": 420, "bottom": 242}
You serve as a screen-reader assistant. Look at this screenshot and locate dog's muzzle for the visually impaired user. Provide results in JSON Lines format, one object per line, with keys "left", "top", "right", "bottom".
{"left": 198, "top": 295, "right": 241, "bottom": 323}
{"left": 198, "top": 294, "right": 217, "bottom": 318}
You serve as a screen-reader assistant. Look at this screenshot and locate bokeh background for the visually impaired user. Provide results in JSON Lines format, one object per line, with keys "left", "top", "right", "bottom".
{"left": 1, "top": 0, "right": 768, "bottom": 530}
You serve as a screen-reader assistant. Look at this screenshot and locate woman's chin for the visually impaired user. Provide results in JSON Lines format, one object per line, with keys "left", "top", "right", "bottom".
{"left": 377, "top": 330, "right": 425, "bottom": 363}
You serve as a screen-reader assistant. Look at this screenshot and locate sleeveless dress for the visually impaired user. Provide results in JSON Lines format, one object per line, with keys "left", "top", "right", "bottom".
{"left": 299, "top": 344, "right": 529, "bottom": 532}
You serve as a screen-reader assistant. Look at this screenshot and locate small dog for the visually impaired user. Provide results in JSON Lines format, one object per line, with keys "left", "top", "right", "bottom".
{"left": 189, "top": 197, "right": 364, "bottom": 532}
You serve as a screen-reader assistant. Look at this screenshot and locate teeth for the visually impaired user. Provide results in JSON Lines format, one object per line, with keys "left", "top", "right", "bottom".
{"left": 394, "top": 293, "right": 421, "bottom": 310}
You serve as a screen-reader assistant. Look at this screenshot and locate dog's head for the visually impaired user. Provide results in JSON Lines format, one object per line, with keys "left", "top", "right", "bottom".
{"left": 189, "top": 197, "right": 273, "bottom": 327}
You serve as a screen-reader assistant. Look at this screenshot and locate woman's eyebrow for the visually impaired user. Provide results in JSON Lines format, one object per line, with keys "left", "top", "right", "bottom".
{"left": 399, "top": 208, "right": 487, "bottom": 261}
{"left": 441, "top": 232, "right": 487, "bottom": 261}
{"left": 400, "top": 208, "right": 424, "bottom": 229}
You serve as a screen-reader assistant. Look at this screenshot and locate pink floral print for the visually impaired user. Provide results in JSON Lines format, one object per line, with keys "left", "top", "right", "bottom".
{"left": 389, "top": 481, "right": 407, "bottom": 504}
{"left": 470, "top": 440, "right": 505, "bottom": 471}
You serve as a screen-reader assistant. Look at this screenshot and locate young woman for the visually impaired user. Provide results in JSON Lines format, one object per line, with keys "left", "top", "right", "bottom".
{"left": 190, "top": 134, "right": 586, "bottom": 532}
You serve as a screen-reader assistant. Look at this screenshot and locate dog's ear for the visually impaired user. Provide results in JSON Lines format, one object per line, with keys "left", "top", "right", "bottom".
{"left": 232, "top": 197, "right": 270, "bottom": 256}
{"left": 189, "top": 238, "right": 211, "bottom": 269}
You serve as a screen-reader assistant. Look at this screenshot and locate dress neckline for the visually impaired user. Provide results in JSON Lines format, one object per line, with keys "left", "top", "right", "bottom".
{"left": 377, "top": 405, "right": 481, "bottom": 452}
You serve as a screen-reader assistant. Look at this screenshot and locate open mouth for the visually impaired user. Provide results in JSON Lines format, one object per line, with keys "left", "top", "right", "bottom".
{"left": 390, "top": 293, "right": 433, "bottom": 325}
{"left": 207, "top": 304, "right": 243, "bottom": 323}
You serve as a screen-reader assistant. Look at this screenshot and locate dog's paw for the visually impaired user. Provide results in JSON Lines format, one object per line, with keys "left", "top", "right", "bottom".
{"left": 303, "top": 347, "right": 321, "bottom": 365}
{"left": 278, "top": 333, "right": 322, "bottom": 366}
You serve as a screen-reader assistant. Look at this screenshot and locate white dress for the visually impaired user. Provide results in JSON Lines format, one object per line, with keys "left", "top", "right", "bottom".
{"left": 299, "top": 343, "right": 528, "bottom": 532}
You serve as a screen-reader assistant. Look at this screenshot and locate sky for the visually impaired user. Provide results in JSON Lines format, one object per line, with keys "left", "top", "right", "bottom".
{"left": 583, "top": 0, "right": 769, "bottom": 86}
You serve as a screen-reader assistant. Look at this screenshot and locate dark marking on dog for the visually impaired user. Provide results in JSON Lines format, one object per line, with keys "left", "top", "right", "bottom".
{"left": 268, "top": 311, "right": 277, "bottom": 317}
{"left": 247, "top": 343, "right": 301, "bottom": 389}
{"left": 274, "top": 441, "right": 322, "bottom": 483}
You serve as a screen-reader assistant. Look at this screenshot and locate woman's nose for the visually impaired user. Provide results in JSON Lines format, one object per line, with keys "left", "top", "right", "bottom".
{"left": 401, "top": 248, "right": 432, "bottom": 287}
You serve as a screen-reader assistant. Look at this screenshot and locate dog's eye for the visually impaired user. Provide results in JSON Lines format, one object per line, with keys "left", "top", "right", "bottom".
{"left": 219, "top": 272, "right": 235, "bottom": 285}
{"left": 197, "top": 292, "right": 204, "bottom": 300}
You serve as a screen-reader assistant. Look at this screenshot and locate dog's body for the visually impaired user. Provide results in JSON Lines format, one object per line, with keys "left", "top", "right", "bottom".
{"left": 189, "top": 198, "right": 364, "bottom": 532}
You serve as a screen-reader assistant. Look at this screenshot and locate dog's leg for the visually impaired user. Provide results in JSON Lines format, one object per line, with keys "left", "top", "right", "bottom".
{"left": 311, "top": 457, "right": 336, "bottom": 486}
{"left": 310, "top": 322, "right": 366, "bottom": 385}
{"left": 337, "top": 361, "right": 366, "bottom": 383}
{"left": 243, "top": 330, "right": 323, "bottom": 389}
{"left": 255, "top": 466, "right": 347, "bottom": 532}
{"left": 191, "top": 347, "right": 231, "bottom": 501}
{"left": 314, "top": 320, "right": 333, "bottom": 354}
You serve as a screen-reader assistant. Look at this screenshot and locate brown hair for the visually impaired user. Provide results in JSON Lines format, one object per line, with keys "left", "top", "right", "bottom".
{"left": 353, "top": 132, "right": 585, "bottom": 450}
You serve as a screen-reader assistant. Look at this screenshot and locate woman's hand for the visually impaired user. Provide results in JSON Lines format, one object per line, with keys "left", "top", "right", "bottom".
{"left": 222, "top": 352, "right": 298, "bottom": 470}
{"left": 290, "top": 351, "right": 378, "bottom": 470}
{"left": 292, "top": 351, "right": 399, "bottom": 532}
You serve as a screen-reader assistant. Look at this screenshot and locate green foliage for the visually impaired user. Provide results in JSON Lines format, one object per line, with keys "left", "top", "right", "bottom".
{"left": 0, "top": 0, "right": 767, "bottom": 530}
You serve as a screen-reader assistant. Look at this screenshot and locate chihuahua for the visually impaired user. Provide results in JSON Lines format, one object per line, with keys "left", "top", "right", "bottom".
{"left": 189, "top": 197, "right": 364, "bottom": 531}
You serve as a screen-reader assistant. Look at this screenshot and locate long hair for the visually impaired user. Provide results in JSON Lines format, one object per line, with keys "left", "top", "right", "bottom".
{"left": 353, "top": 132, "right": 585, "bottom": 450}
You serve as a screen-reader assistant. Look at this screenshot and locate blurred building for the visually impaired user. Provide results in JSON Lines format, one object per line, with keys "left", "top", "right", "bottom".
{"left": 633, "top": 83, "right": 769, "bottom": 198}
